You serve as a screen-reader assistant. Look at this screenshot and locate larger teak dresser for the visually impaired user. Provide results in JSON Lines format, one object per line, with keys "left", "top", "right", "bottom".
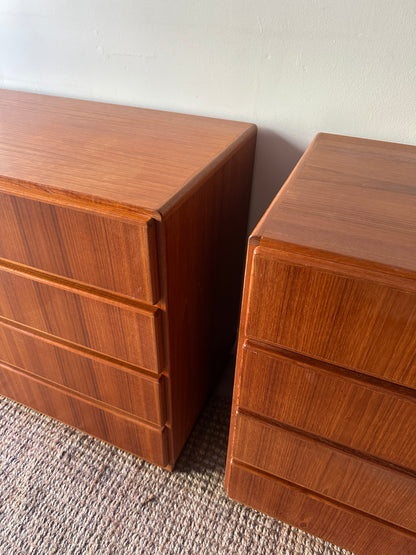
{"left": 225, "top": 133, "right": 416, "bottom": 554}
{"left": 0, "top": 89, "right": 256, "bottom": 470}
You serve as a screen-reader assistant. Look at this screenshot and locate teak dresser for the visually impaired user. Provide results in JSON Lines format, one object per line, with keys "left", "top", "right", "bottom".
{"left": 0, "top": 89, "right": 256, "bottom": 470}
{"left": 225, "top": 134, "right": 416, "bottom": 554}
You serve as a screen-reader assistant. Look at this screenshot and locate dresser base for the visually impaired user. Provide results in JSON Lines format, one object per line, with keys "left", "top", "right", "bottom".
{"left": 227, "top": 462, "right": 416, "bottom": 555}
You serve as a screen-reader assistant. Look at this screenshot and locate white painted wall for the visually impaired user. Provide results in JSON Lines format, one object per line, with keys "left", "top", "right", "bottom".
{"left": 1, "top": 1, "right": 415, "bottom": 229}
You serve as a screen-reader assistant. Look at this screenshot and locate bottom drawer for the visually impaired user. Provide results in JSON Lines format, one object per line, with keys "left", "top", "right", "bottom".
{"left": 232, "top": 412, "right": 415, "bottom": 532}
{"left": 226, "top": 462, "right": 416, "bottom": 555}
{"left": 0, "top": 362, "right": 168, "bottom": 468}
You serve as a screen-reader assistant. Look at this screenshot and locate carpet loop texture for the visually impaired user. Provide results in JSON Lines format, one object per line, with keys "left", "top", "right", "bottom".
{"left": 0, "top": 394, "right": 351, "bottom": 554}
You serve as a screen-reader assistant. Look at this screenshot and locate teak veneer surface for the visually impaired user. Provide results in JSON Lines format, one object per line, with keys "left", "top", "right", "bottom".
{"left": 246, "top": 250, "right": 416, "bottom": 388}
{"left": 225, "top": 134, "right": 416, "bottom": 554}
{"left": 0, "top": 90, "right": 256, "bottom": 469}
{"left": 0, "top": 361, "right": 167, "bottom": 467}
{"left": 0, "top": 265, "right": 163, "bottom": 371}
{"left": 0, "top": 320, "right": 164, "bottom": 424}
{"left": 239, "top": 344, "right": 416, "bottom": 470}
{"left": 0, "top": 190, "right": 158, "bottom": 301}
{"left": 256, "top": 133, "right": 416, "bottom": 277}
{"left": 233, "top": 412, "right": 416, "bottom": 531}
{"left": 228, "top": 463, "right": 416, "bottom": 555}
{"left": 0, "top": 89, "right": 254, "bottom": 213}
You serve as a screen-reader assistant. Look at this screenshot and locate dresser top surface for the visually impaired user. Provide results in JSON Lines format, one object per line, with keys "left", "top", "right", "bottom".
{"left": 0, "top": 89, "right": 255, "bottom": 214}
{"left": 255, "top": 133, "right": 416, "bottom": 277}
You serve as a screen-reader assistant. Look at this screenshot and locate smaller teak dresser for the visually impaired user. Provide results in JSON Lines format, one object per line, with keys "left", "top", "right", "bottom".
{"left": 0, "top": 90, "right": 256, "bottom": 470}
{"left": 225, "top": 133, "right": 416, "bottom": 554}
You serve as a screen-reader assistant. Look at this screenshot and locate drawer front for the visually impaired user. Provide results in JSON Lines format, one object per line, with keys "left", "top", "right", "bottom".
{"left": 0, "top": 191, "right": 158, "bottom": 302}
{"left": 0, "top": 320, "right": 164, "bottom": 424}
{"left": 233, "top": 412, "right": 416, "bottom": 531}
{"left": 226, "top": 462, "right": 416, "bottom": 555}
{"left": 0, "top": 362, "right": 167, "bottom": 467}
{"left": 0, "top": 266, "right": 163, "bottom": 371}
{"left": 246, "top": 250, "right": 416, "bottom": 389}
{"left": 239, "top": 344, "right": 416, "bottom": 470}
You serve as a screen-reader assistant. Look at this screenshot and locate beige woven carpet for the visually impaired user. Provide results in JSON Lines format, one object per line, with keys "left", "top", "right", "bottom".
{"left": 0, "top": 394, "right": 351, "bottom": 555}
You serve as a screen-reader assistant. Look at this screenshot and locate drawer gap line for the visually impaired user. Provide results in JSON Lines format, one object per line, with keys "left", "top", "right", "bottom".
{"left": 0, "top": 360, "right": 166, "bottom": 430}
{"left": 0, "top": 316, "right": 164, "bottom": 380}
{"left": 230, "top": 459, "right": 416, "bottom": 539}
{"left": 244, "top": 338, "right": 416, "bottom": 399}
{"left": 237, "top": 407, "right": 416, "bottom": 479}
{"left": 0, "top": 258, "right": 161, "bottom": 313}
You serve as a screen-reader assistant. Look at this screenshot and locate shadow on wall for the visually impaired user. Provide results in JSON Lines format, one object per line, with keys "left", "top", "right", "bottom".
{"left": 247, "top": 129, "right": 304, "bottom": 232}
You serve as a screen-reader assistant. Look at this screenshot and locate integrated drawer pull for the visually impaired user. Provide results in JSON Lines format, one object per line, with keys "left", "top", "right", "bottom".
{"left": 0, "top": 265, "right": 163, "bottom": 371}
{"left": 0, "top": 191, "right": 159, "bottom": 302}
{"left": 0, "top": 320, "right": 165, "bottom": 425}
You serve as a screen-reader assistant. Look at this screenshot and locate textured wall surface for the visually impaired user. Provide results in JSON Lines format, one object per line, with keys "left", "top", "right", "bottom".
{"left": 1, "top": 1, "right": 415, "bottom": 228}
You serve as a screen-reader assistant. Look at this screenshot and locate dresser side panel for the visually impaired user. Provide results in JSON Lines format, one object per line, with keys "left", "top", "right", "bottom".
{"left": 163, "top": 135, "right": 256, "bottom": 462}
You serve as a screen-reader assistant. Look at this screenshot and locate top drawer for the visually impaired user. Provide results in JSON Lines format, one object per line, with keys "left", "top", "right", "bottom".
{"left": 246, "top": 247, "right": 416, "bottom": 389}
{"left": 0, "top": 192, "right": 158, "bottom": 303}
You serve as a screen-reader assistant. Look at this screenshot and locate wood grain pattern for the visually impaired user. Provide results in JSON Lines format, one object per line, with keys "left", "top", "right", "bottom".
{"left": 224, "top": 240, "right": 257, "bottom": 492}
{"left": 226, "top": 134, "right": 416, "bottom": 547}
{"left": 256, "top": 133, "right": 416, "bottom": 278}
{"left": 0, "top": 90, "right": 256, "bottom": 469}
{"left": 162, "top": 136, "right": 256, "bottom": 460}
{"left": 233, "top": 412, "right": 416, "bottom": 531}
{"left": 238, "top": 344, "right": 416, "bottom": 469}
{"left": 227, "top": 462, "right": 416, "bottom": 555}
{"left": 0, "top": 89, "right": 255, "bottom": 214}
{"left": 0, "top": 320, "right": 164, "bottom": 424}
{"left": 0, "top": 191, "right": 158, "bottom": 302}
{"left": 0, "top": 265, "right": 163, "bottom": 371}
{"left": 246, "top": 249, "right": 416, "bottom": 388}
{"left": 0, "top": 361, "right": 167, "bottom": 467}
